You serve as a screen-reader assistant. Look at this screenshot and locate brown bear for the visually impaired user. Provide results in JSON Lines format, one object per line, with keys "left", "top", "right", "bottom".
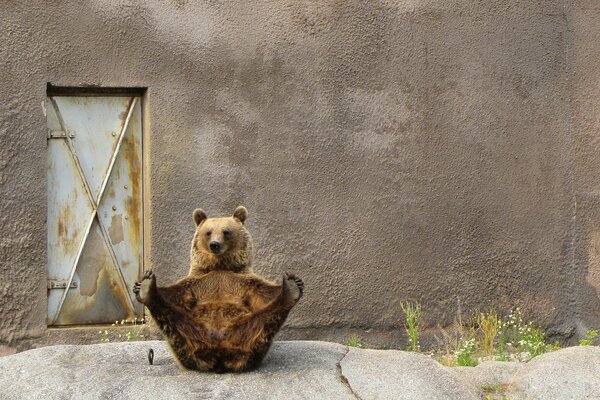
{"left": 133, "top": 206, "right": 303, "bottom": 372}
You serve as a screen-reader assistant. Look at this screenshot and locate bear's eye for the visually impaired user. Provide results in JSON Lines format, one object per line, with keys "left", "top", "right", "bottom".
{"left": 223, "top": 230, "right": 231, "bottom": 238}
{"left": 205, "top": 230, "right": 212, "bottom": 237}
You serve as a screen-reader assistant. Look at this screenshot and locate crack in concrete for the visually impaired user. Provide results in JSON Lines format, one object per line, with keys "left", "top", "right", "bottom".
{"left": 336, "top": 346, "right": 362, "bottom": 400}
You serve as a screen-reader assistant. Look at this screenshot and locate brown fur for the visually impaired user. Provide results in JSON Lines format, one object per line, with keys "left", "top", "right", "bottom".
{"left": 133, "top": 206, "right": 303, "bottom": 372}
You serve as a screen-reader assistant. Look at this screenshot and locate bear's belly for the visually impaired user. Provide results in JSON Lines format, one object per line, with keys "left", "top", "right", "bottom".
{"left": 193, "top": 301, "right": 250, "bottom": 315}
{"left": 191, "top": 301, "right": 252, "bottom": 330}
{"left": 189, "top": 301, "right": 253, "bottom": 353}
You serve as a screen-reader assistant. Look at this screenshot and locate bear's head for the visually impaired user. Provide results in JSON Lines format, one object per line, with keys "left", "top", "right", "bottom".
{"left": 189, "top": 206, "right": 253, "bottom": 274}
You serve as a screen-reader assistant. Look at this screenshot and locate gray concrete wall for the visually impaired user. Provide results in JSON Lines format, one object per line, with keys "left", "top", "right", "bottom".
{"left": 569, "top": 0, "right": 600, "bottom": 336}
{"left": 0, "top": 0, "right": 599, "bottom": 350}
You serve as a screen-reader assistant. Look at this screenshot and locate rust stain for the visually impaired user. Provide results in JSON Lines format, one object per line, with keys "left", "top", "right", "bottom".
{"left": 117, "top": 97, "right": 134, "bottom": 131}
{"left": 106, "top": 266, "right": 135, "bottom": 316}
{"left": 57, "top": 205, "right": 79, "bottom": 257}
{"left": 121, "top": 104, "right": 142, "bottom": 260}
{"left": 75, "top": 222, "right": 106, "bottom": 296}
{"left": 78, "top": 262, "right": 102, "bottom": 297}
{"left": 54, "top": 266, "right": 134, "bottom": 326}
{"left": 108, "top": 214, "right": 125, "bottom": 244}
{"left": 119, "top": 109, "right": 129, "bottom": 124}
{"left": 57, "top": 218, "right": 66, "bottom": 238}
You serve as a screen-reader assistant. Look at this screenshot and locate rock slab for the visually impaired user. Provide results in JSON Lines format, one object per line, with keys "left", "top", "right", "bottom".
{"left": 1, "top": 341, "right": 600, "bottom": 399}
{"left": 506, "top": 346, "right": 600, "bottom": 400}
{"left": 340, "top": 348, "right": 480, "bottom": 399}
{"left": 0, "top": 341, "right": 352, "bottom": 400}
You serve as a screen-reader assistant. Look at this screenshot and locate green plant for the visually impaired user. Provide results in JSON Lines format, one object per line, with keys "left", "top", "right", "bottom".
{"left": 498, "top": 308, "right": 548, "bottom": 361}
{"left": 347, "top": 334, "right": 363, "bottom": 348}
{"left": 401, "top": 302, "right": 422, "bottom": 352}
{"left": 547, "top": 341, "right": 561, "bottom": 351}
{"left": 476, "top": 310, "right": 501, "bottom": 358}
{"left": 579, "top": 329, "right": 598, "bottom": 346}
{"left": 98, "top": 317, "right": 148, "bottom": 343}
{"left": 481, "top": 383, "right": 502, "bottom": 393}
{"left": 99, "top": 329, "right": 111, "bottom": 343}
{"left": 484, "top": 396, "right": 507, "bottom": 400}
{"left": 519, "top": 324, "right": 546, "bottom": 358}
{"left": 482, "top": 383, "right": 509, "bottom": 400}
{"left": 456, "top": 338, "right": 478, "bottom": 366}
{"left": 435, "top": 307, "right": 560, "bottom": 366}
{"left": 434, "top": 326, "right": 462, "bottom": 367}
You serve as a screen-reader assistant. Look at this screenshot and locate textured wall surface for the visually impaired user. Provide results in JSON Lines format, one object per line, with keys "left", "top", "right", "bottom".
{"left": 569, "top": 0, "right": 600, "bottom": 336}
{"left": 0, "top": 0, "right": 599, "bottom": 349}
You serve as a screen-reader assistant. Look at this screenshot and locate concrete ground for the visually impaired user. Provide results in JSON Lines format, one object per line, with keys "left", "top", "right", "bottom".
{"left": 0, "top": 341, "right": 599, "bottom": 399}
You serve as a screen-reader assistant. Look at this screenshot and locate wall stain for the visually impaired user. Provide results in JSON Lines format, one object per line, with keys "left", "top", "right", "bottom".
{"left": 121, "top": 102, "right": 142, "bottom": 262}
{"left": 108, "top": 214, "right": 125, "bottom": 244}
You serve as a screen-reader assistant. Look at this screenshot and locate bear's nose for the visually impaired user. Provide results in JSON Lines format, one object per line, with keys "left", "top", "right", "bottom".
{"left": 209, "top": 241, "right": 221, "bottom": 252}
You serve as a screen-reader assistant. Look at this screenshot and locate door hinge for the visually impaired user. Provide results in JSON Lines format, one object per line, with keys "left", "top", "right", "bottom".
{"left": 47, "top": 280, "right": 78, "bottom": 290}
{"left": 47, "top": 129, "right": 75, "bottom": 139}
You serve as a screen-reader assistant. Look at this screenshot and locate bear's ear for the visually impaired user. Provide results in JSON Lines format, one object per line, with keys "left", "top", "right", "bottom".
{"left": 233, "top": 206, "right": 248, "bottom": 224}
{"left": 193, "top": 208, "right": 207, "bottom": 226}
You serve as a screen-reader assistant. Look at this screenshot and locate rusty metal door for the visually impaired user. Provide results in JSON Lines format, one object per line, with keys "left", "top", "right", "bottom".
{"left": 46, "top": 95, "right": 143, "bottom": 326}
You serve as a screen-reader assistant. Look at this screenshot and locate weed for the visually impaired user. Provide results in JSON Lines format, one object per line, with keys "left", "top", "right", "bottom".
{"left": 484, "top": 396, "right": 508, "bottom": 400}
{"left": 347, "top": 334, "right": 364, "bottom": 348}
{"left": 579, "top": 329, "right": 598, "bottom": 346}
{"left": 434, "top": 327, "right": 462, "bottom": 367}
{"left": 400, "top": 302, "right": 422, "bottom": 352}
{"left": 481, "top": 382, "right": 509, "bottom": 400}
{"left": 434, "top": 307, "right": 558, "bottom": 366}
{"left": 481, "top": 383, "right": 502, "bottom": 392}
{"left": 495, "top": 352, "right": 511, "bottom": 362}
{"left": 476, "top": 310, "right": 501, "bottom": 357}
{"left": 499, "top": 308, "right": 549, "bottom": 361}
{"left": 99, "top": 329, "right": 111, "bottom": 343}
{"left": 456, "top": 338, "right": 478, "bottom": 366}
{"left": 98, "top": 317, "right": 148, "bottom": 343}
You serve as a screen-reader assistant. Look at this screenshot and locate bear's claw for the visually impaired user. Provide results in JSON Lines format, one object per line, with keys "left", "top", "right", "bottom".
{"left": 283, "top": 272, "right": 304, "bottom": 303}
{"left": 133, "top": 269, "right": 156, "bottom": 304}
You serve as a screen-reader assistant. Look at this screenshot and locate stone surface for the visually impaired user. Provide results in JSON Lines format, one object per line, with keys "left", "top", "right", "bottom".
{"left": 2, "top": 1, "right": 600, "bottom": 348}
{"left": 453, "top": 360, "right": 524, "bottom": 389}
{"left": 0, "top": 341, "right": 354, "bottom": 400}
{"left": 340, "top": 348, "right": 481, "bottom": 399}
{"left": 507, "top": 346, "right": 600, "bottom": 400}
{"left": 1, "top": 341, "right": 600, "bottom": 399}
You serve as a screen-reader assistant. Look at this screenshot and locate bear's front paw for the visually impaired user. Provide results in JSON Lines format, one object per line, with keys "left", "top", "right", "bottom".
{"left": 283, "top": 273, "right": 304, "bottom": 304}
{"left": 133, "top": 270, "right": 156, "bottom": 305}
